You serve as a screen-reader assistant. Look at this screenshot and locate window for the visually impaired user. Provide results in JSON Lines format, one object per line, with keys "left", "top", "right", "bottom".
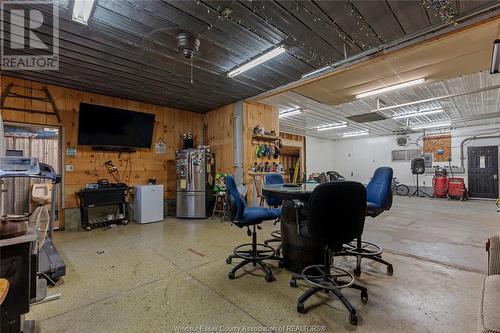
{"left": 391, "top": 149, "right": 422, "bottom": 162}
{"left": 391, "top": 150, "right": 407, "bottom": 162}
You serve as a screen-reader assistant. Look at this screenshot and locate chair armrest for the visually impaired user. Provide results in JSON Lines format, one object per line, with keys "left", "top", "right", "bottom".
{"left": 487, "top": 236, "right": 500, "bottom": 276}
{"left": 292, "top": 200, "right": 305, "bottom": 237}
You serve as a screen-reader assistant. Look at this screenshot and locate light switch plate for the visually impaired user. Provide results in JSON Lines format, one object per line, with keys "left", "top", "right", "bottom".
{"left": 65, "top": 164, "right": 74, "bottom": 172}
{"left": 67, "top": 148, "right": 77, "bottom": 156}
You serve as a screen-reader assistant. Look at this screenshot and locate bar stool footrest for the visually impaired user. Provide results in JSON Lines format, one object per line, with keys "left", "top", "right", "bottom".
{"left": 344, "top": 240, "right": 383, "bottom": 256}
{"left": 301, "top": 264, "right": 355, "bottom": 290}
{"left": 233, "top": 243, "right": 276, "bottom": 261}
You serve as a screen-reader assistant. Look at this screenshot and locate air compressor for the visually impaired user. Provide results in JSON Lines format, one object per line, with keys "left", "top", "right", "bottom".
{"left": 446, "top": 164, "right": 467, "bottom": 201}
{"left": 432, "top": 167, "right": 448, "bottom": 198}
{"left": 447, "top": 177, "right": 467, "bottom": 200}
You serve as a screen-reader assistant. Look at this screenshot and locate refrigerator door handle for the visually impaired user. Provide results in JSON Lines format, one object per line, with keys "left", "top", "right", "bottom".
{"left": 187, "top": 152, "right": 191, "bottom": 191}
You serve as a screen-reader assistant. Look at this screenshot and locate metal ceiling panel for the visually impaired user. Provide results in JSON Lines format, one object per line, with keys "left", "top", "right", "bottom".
{"left": 262, "top": 70, "right": 500, "bottom": 140}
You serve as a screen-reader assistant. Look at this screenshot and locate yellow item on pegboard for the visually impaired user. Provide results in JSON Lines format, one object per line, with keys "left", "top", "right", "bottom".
{"left": 293, "top": 159, "right": 300, "bottom": 183}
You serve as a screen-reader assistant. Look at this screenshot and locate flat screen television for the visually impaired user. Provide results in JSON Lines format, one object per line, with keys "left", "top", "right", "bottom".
{"left": 77, "top": 103, "right": 155, "bottom": 149}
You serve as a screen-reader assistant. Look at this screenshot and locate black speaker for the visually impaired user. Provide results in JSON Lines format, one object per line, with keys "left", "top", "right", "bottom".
{"left": 411, "top": 158, "right": 425, "bottom": 174}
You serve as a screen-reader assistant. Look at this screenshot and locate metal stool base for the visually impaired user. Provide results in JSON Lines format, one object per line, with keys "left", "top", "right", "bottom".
{"left": 301, "top": 264, "right": 355, "bottom": 290}
{"left": 264, "top": 229, "right": 282, "bottom": 255}
{"left": 336, "top": 239, "right": 393, "bottom": 276}
{"left": 233, "top": 243, "right": 275, "bottom": 261}
{"left": 226, "top": 230, "right": 283, "bottom": 282}
{"left": 289, "top": 264, "right": 368, "bottom": 325}
{"left": 345, "top": 240, "right": 383, "bottom": 256}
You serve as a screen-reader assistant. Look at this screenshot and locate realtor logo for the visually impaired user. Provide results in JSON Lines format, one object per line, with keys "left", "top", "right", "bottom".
{"left": 1, "top": 0, "right": 59, "bottom": 70}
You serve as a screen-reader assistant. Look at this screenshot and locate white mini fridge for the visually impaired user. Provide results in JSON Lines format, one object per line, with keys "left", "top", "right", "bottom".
{"left": 134, "top": 185, "right": 164, "bottom": 224}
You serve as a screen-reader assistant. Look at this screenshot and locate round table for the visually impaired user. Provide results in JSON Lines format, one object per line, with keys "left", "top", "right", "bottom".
{"left": 0, "top": 278, "right": 9, "bottom": 305}
{"left": 262, "top": 183, "right": 325, "bottom": 273}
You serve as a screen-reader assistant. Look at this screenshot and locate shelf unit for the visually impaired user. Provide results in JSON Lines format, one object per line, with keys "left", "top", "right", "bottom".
{"left": 251, "top": 134, "right": 281, "bottom": 145}
{"left": 247, "top": 171, "right": 285, "bottom": 175}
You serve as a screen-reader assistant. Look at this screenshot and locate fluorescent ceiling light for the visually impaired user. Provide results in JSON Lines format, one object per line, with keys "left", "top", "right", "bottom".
{"left": 392, "top": 108, "right": 444, "bottom": 119}
{"left": 302, "top": 65, "right": 332, "bottom": 79}
{"left": 72, "top": 0, "right": 95, "bottom": 25}
{"left": 410, "top": 122, "right": 451, "bottom": 130}
{"left": 356, "top": 78, "right": 426, "bottom": 99}
{"left": 228, "top": 46, "right": 286, "bottom": 78}
{"left": 342, "top": 131, "right": 369, "bottom": 138}
{"left": 491, "top": 39, "right": 500, "bottom": 74}
{"left": 316, "top": 123, "right": 347, "bottom": 131}
{"left": 279, "top": 109, "right": 302, "bottom": 118}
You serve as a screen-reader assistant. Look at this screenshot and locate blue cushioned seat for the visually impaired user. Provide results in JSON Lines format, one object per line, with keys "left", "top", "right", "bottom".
{"left": 264, "top": 173, "right": 284, "bottom": 207}
{"left": 366, "top": 167, "right": 393, "bottom": 216}
{"left": 242, "top": 207, "right": 281, "bottom": 225}
{"left": 366, "top": 201, "right": 380, "bottom": 210}
{"left": 226, "top": 175, "right": 282, "bottom": 226}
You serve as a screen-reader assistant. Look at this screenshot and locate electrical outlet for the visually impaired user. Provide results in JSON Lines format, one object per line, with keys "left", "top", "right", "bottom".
{"left": 65, "top": 164, "right": 74, "bottom": 172}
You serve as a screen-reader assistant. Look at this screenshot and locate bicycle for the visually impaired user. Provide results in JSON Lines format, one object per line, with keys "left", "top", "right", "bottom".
{"left": 392, "top": 177, "right": 409, "bottom": 196}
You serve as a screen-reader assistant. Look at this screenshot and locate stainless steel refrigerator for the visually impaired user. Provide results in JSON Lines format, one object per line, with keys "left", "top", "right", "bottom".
{"left": 176, "top": 147, "right": 215, "bottom": 218}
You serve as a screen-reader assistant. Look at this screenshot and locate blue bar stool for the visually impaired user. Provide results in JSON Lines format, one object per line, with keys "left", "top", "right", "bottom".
{"left": 339, "top": 167, "right": 394, "bottom": 276}
{"left": 263, "top": 173, "right": 284, "bottom": 254}
{"left": 225, "top": 175, "right": 283, "bottom": 282}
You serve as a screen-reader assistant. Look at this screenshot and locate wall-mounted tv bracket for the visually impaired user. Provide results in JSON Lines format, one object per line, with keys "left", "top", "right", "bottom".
{"left": 0, "top": 83, "right": 62, "bottom": 123}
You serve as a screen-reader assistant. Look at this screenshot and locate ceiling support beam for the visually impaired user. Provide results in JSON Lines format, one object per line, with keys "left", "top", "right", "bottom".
{"left": 373, "top": 83, "right": 500, "bottom": 114}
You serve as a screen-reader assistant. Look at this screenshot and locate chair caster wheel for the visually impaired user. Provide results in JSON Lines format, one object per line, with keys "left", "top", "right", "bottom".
{"left": 387, "top": 265, "right": 394, "bottom": 276}
{"left": 228, "top": 272, "right": 235, "bottom": 279}
{"left": 289, "top": 279, "right": 297, "bottom": 288}
{"left": 350, "top": 313, "right": 358, "bottom": 325}
{"left": 84, "top": 226, "right": 92, "bottom": 231}
{"left": 278, "top": 260, "right": 285, "bottom": 268}
{"left": 226, "top": 258, "right": 232, "bottom": 264}
{"left": 276, "top": 250, "right": 281, "bottom": 256}
{"left": 354, "top": 268, "right": 361, "bottom": 277}
{"left": 297, "top": 302, "right": 305, "bottom": 313}
{"left": 361, "top": 290, "right": 368, "bottom": 304}
{"left": 265, "top": 273, "right": 274, "bottom": 282}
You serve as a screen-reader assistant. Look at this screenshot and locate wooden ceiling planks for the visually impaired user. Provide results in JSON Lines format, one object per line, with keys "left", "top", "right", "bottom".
{"left": 386, "top": 0, "right": 431, "bottom": 34}
{"left": 312, "top": 1, "right": 383, "bottom": 50}
{"left": 237, "top": 0, "right": 343, "bottom": 63}
{"left": 1, "top": 0, "right": 495, "bottom": 113}
{"left": 351, "top": 0, "right": 406, "bottom": 42}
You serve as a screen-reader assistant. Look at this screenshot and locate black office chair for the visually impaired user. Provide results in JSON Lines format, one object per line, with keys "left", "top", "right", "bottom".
{"left": 289, "top": 181, "right": 368, "bottom": 325}
{"left": 225, "top": 175, "right": 282, "bottom": 282}
{"left": 337, "top": 167, "right": 394, "bottom": 276}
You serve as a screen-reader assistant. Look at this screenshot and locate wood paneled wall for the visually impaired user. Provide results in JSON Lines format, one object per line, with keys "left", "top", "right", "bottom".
{"left": 243, "top": 102, "right": 279, "bottom": 204}
{"left": 0, "top": 76, "right": 204, "bottom": 218}
{"left": 0, "top": 76, "right": 282, "bottom": 216}
{"left": 204, "top": 104, "right": 235, "bottom": 174}
{"left": 204, "top": 102, "right": 280, "bottom": 204}
{"left": 279, "top": 132, "right": 306, "bottom": 181}
{"left": 243, "top": 102, "right": 280, "bottom": 170}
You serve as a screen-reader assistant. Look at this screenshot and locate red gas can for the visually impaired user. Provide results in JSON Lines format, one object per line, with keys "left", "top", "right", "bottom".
{"left": 433, "top": 174, "right": 448, "bottom": 198}
{"left": 447, "top": 177, "right": 467, "bottom": 200}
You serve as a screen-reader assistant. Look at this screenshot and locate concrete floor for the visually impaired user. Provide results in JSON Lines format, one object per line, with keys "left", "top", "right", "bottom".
{"left": 28, "top": 196, "right": 498, "bottom": 333}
